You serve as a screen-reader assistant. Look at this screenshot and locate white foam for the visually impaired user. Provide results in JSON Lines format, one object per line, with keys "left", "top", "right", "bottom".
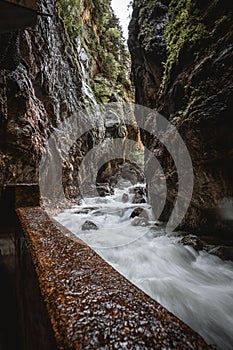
{"left": 55, "top": 185, "right": 233, "bottom": 349}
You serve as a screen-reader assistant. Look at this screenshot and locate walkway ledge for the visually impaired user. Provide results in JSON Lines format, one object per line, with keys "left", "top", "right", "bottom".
{"left": 17, "top": 207, "right": 211, "bottom": 349}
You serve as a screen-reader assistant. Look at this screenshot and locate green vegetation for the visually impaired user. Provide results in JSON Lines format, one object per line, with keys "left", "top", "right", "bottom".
{"left": 160, "top": 0, "right": 209, "bottom": 95}
{"left": 214, "top": 15, "right": 229, "bottom": 29}
{"left": 56, "top": 0, "right": 82, "bottom": 39}
{"left": 90, "top": 75, "right": 131, "bottom": 104}
{"left": 56, "top": 0, "right": 133, "bottom": 103}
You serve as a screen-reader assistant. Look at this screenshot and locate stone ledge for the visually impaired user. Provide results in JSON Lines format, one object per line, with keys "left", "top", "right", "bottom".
{"left": 17, "top": 207, "right": 211, "bottom": 349}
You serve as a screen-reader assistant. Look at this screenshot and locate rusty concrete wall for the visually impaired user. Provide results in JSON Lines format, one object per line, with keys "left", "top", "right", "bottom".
{"left": 0, "top": 187, "right": 57, "bottom": 349}
{"left": 17, "top": 207, "right": 211, "bottom": 349}
{"left": 15, "top": 222, "right": 58, "bottom": 349}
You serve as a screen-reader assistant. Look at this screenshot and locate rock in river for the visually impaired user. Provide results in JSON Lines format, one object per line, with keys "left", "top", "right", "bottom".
{"left": 82, "top": 221, "right": 98, "bottom": 231}
{"left": 122, "top": 193, "right": 129, "bottom": 203}
{"left": 131, "top": 217, "right": 148, "bottom": 226}
{"left": 130, "top": 207, "right": 149, "bottom": 220}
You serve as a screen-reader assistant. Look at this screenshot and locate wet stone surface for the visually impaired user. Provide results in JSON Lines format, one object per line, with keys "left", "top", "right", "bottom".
{"left": 82, "top": 220, "right": 98, "bottom": 231}
{"left": 17, "top": 207, "right": 211, "bottom": 349}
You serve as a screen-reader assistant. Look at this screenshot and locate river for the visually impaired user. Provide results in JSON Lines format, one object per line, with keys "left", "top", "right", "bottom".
{"left": 55, "top": 182, "right": 233, "bottom": 349}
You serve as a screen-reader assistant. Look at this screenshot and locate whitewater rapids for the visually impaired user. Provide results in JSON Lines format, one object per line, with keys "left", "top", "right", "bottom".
{"left": 55, "top": 183, "right": 233, "bottom": 349}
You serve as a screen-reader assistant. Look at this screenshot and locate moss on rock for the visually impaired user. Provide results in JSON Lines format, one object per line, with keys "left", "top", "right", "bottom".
{"left": 56, "top": 0, "right": 133, "bottom": 103}
{"left": 129, "top": 0, "right": 233, "bottom": 233}
{"left": 160, "top": 0, "right": 209, "bottom": 95}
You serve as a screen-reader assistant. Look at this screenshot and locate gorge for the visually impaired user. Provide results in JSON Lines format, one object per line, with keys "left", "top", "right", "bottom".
{"left": 0, "top": 0, "right": 233, "bottom": 349}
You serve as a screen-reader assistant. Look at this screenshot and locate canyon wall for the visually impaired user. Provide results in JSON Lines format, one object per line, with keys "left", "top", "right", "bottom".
{"left": 0, "top": 0, "right": 137, "bottom": 206}
{"left": 129, "top": 0, "right": 233, "bottom": 234}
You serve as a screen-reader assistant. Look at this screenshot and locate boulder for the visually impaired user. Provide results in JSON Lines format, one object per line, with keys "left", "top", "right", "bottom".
{"left": 179, "top": 235, "right": 203, "bottom": 251}
{"left": 96, "top": 183, "right": 114, "bottom": 197}
{"left": 81, "top": 220, "right": 98, "bottom": 231}
{"left": 130, "top": 207, "right": 149, "bottom": 220}
{"left": 132, "top": 193, "right": 146, "bottom": 204}
{"left": 208, "top": 246, "right": 233, "bottom": 261}
{"left": 129, "top": 186, "right": 147, "bottom": 204}
{"left": 131, "top": 217, "right": 148, "bottom": 226}
{"left": 122, "top": 193, "right": 129, "bottom": 203}
{"left": 134, "top": 186, "right": 146, "bottom": 196}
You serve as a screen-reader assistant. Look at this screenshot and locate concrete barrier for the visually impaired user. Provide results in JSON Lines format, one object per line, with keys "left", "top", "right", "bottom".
{"left": 16, "top": 206, "right": 211, "bottom": 349}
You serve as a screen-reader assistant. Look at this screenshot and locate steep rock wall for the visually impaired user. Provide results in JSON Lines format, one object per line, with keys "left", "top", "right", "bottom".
{"left": 0, "top": 0, "right": 137, "bottom": 206}
{"left": 0, "top": 1, "right": 85, "bottom": 186}
{"left": 129, "top": 0, "right": 233, "bottom": 234}
{"left": 57, "top": 0, "right": 134, "bottom": 103}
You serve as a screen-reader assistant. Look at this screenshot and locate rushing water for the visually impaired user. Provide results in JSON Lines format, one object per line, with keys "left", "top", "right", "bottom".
{"left": 55, "top": 182, "right": 233, "bottom": 350}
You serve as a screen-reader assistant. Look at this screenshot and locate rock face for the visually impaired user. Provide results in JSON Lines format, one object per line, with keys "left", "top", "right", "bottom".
{"left": 129, "top": 0, "right": 233, "bottom": 234}
{"left": 0, "top": 1, "right": 85, "bottom": 187}
{"left": 105, "top": 162, "right": 145, "bottom": 186}
{"left": 0, "top": 0, "right": 137, "bottom": 205}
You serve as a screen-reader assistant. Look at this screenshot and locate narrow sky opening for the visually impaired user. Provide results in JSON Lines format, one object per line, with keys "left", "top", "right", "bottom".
{"left": 111, "top": 0, "right": 132, "bottom": 40}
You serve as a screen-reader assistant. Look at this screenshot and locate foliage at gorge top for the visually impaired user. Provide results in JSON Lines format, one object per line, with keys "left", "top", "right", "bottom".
{"left": 56, "top": 0, "right": 133, "bottom": 103}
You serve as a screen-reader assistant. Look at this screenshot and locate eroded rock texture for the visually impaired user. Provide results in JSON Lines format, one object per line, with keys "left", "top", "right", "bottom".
{"left": 0, "top": 1, "right": 85, "bottom": 186}
{"left": 129, "top": 0, "right": 233, "bottom": 234}
{"left": 0, "top": 1, "right": 138, "bottom": 205}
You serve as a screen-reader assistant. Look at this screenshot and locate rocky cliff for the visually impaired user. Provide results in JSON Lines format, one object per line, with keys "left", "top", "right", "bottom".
{"left": 129, "top": 0, "right": 233, "bottom": 234}
{"left": 0, "top": 0, "right": 137, "bottom": 206}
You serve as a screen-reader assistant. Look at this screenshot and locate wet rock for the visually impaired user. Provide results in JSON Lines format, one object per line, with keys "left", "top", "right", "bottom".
{"left": 117, "top": 125, "right": 128, "bottom": 138}
{"left": 135, "top": 186, "right": 146, "bottom": 195}
{"left": 104, "top": 110, "right": 120, "bottom": 128}
{"left": 180, "top": 234, "right": 233, "bottom": 261}
{"left": 153, "top": 221, "right": 165, "bottom": 227}
{"left": 129, "top": 186, "right": 146, "bottom": 204}
{"left": 179, "top": 235, "right": 204, "bottom": 251}
{"left": 208, "top": 246, "right": 233, "bottom": 261}
{"left": 0, "top": 1, "right": 137, "bottom": 203}
{"left": 131, "top": 217, "right": 148, "bottom": 226}
{"left": 128, "top": 0, "right": 233, "bottom": 234}
{"left": 109, "top": 163, "right": 145, "bottom": 186}
{"left": 128, "top": 0, "right": 168, "bottom": 107}
{"left": 129, "top": 185, "right": 146, "bottom": 195}
{"left": 132, "top": 193, "right": 146, "bottom": 204}
{"left": 130, "top": 185, "right": 147, "bottom": 203}
{"left": 81, "top": 221, "right": 98, "bottom": 231}
{"left": 130, "top": 207, "right": 149, "bottom": 220}
{"left": 74, "top": 208, "right": 95, "bottom": 215}
{"left": 122, "top": 193, "right": 129, "bottom": 203}
{"left": 96, "top": 183, "right": 114, "bottom": 197}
